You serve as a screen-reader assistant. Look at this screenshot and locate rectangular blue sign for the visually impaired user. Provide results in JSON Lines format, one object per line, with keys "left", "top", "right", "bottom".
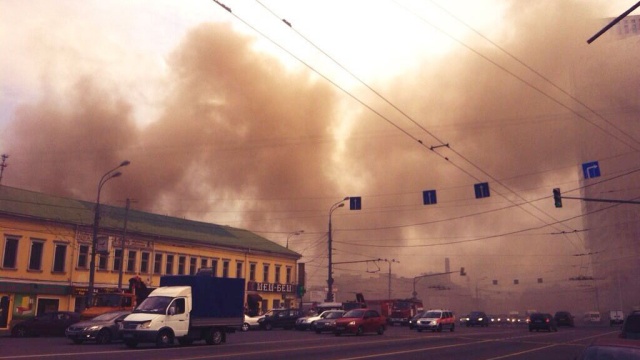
{"left": 422, "top": 190, "right": 437, "bottom": 205}
{"left": 474, "top": 182, "right": 490, "bottom": 199}
{"left": 582, "top": 161, "right": 601, "bottom": 179}
{"left": 349, "top": 196, "right": 361, "bottom": 210}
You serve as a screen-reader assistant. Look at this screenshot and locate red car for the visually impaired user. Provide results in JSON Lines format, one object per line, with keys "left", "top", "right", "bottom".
{"left": 334, "top": 308, "right": 386, "bottom": 336}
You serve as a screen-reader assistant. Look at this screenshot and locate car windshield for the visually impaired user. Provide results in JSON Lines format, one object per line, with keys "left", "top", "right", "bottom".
{"left": 92, "top": 312, "right": 125, "bottom": 321}
{"left": 325, "top": 312, "right": 344, "bottom": 319}
{"left": 343, "top": 309, "right": 366, "bottom": 318}
{"left": 424, "top": 311, "right": 442, "bottom": 318}
{"left": 133, "top": 296, "right": 172, "bottom": 313}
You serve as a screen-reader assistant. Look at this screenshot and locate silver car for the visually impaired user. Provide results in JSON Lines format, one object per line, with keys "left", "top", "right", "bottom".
{"left": 66, "top": 310, "right": 131, "bottom": 344}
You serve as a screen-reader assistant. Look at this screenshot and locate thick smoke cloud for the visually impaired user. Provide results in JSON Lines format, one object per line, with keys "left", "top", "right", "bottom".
{"left": 2, "top": 0, "right": 639, "bottom": 305}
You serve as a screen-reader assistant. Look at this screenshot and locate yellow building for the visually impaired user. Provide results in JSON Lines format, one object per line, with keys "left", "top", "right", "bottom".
{"left": 0, "top": 186, "right": 302, "bottom": 335}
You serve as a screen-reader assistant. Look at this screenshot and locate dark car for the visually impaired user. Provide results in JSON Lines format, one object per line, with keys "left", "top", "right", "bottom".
{"left": 467, "top": 311, "right": 489, "bottom": 327}
{"left": 11, "top": 311, "right": 81, "bottom": 337}
{"left": 65, "top": 310, "right": 130, "bottom": 344}
{"left": 334, "top": 308, "right": 386, "bottom": 336}
{"left": 528, "top": 313, "right": 558, "bottom": 332}
{"left": 314, "top": 310, "right": 345, "bottom": 333}
{"left": 620, "top": 311, "right": 640, "bottom": 339}
{"left": 577, "top": 338, "right": 640, "bottom": 359}
{"left": 553, "top": 311, "right": 574, "bottom": 327}
{"left": 409, "top": 311, "right": 427, "bottom": 330}
{"left": 258, "top": 309, "right": 303, "bottom": 330}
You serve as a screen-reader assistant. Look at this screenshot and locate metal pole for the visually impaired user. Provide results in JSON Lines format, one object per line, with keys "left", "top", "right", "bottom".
{"left": 327, "top": 197, "right": 348, "bottom": 302}
{"left": 117, "top": 198, "right": 131, "bottom": 290}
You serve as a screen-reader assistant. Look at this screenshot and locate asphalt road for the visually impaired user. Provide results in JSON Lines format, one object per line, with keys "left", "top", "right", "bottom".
{"left": 0, "top": 324, "right": 622, "bottom": 360}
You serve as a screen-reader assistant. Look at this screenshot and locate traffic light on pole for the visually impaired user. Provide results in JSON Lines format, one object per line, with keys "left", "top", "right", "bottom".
{"left": 553, "top": 188, "right": 562, "bottom": 208}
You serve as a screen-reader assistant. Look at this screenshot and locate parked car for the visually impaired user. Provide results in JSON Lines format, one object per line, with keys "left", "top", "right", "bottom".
{"left": 314, "top": 310, "right": 345, "bottom": 333}
{"left": 334, "top": 308, "right": 386, "bottom": 336}
{"left": 466, "top": 311, "right": 489, "bottom": 327}
{"left": 258, "top": 309, "right": 304, "bottom": 330}
{"left": 553, "top": 311, "right": 575, "bottom": 327}
{"left": 620, "top": 311, "right": 640, "bottom": 339}
{"left": 415, "top": 309, "right": 455, "bottom": 332}
{"left": 296, "top": 310, "right": 343, "bottom": 331}
{"left": 577, "top": 338, "right": 640, "bottom": 359}
{"left": 11, "top": 311, "right": 81, "bottom": 337}
{"left": 610, "top": 310, "right": 625, "bottom": 326}
{"left": 528, "top": 313, "right": 557, "bottom": 332}
{"left": 65, "top": 310, "right": 130, "bottom": 344}
{"left": 242, "top": 314, "right": 264, "bottom": 331}
{"left": 409, "top": 311, "right": 428, "bottom": 330}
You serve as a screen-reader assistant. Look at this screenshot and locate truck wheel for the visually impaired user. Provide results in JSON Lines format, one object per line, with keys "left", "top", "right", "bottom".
{"left": 96, "top": 329, "right": 112, "bottom": 344}
{"left": 156, "top": 330, "right": 174, "bottom": 347}
{"left": 206, "top": 329, "right": 224, "bottom": 345}
{"left": 125, "top": 340, "right": 138, "bottom": 348}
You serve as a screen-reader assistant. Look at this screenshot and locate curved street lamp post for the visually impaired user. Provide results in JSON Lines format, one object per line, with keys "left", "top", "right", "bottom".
{"left": 327, "top": 197, "right": 349, "bottom": 302}
{"left": 286, "top": 230, "right": 304, "bottom": 249}
{"left": 87, "top": 160, "right": 130, "bottom": 307}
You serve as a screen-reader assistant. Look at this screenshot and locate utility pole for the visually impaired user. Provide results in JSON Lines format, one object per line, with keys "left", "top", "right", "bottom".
{"left": 0, "top": 154, "right": 8, "bottom": 185}
{"left": 117, "top": 198, "right": 132, "bottom": 290}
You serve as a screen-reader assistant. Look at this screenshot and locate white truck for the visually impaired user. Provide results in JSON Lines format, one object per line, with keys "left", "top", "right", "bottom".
{"left": 121, "top": 275, "right": 244, "bottom": 347}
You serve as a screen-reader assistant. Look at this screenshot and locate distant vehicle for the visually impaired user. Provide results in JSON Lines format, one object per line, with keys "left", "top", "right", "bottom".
{"left": 66, "top": 310, "right": 130, "bottom": 344}
{"left": 458, "top": 314, "right": 469, "bottom": 325}
{"left": 583, "top": 311, "right": 601, "bottom": 323}
{"left": 508, "top": 311, "right": 520, "bottom": 324}
{"left": 258, "top": 309, "right": 304, "bottom": 330}
{"left": 333, "top": 308, "right": 386, "bottom": 336}
{"left": 415, "top": 310, "right": 455, "bottom": 333}
{"left": 620, "top": 311, "right": 640, "bottom": 339}
{"left": 494, "top": 314, "right": 509, "bottom": 325}
{"left": 386, "top": 299, "right": 424, "bottom": 326}
{"left": 576, "top": 338, "right": 640, "bottom": 360}
{"left": 466, "top": 311, "right": 489, "bottom": 327}
{"left": 553, "top": 311, "right": 575, "bottom": 327}
{"left": 313, "top": 310, "right": 345, "bottom": 334}
{"left": 528, "top": 313, "right": 558, "bottom": 332}
{"left": 609, "top": 310, "right": 625, "bottom": 326}
{"left": 409, "top": 311, "right": 428, "bottom": 330}
{"left": 11, "top": 311, "right": 81, "bottom": 337}
{"left": 81, "top": 276, "right": 150, "bottom": 320}
{"left": 242, "top": 314, "right": 264, "bottom": 331}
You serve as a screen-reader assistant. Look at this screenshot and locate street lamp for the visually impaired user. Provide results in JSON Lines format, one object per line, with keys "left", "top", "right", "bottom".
{"left": 286, "top": 230, "right": 304, "bottom": 249}
{"left": 327, "top": 197, "right": 348, "bottom": 302}
{"left": 87, "top": 160, "right": 130, "bottom": 307}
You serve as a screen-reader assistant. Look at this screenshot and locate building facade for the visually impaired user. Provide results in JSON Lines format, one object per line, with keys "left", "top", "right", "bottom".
{"left": 0, "top": 186, "right": 302, "bottom": 335}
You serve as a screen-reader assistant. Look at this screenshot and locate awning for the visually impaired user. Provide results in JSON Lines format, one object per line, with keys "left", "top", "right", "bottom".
{"left": 247, "top": 294, "right": 262, "bottom": 303}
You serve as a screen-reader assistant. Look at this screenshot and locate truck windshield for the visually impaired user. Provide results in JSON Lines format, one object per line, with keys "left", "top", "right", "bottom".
{"left": 133, "top": 296, "right": 172, "bottom": 314}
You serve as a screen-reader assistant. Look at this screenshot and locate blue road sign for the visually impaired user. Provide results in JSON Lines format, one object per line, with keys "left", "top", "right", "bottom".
{"left": 349, "top": 196, "right": 362, "bottom": 210}
{"left": 474, "top": 182, "right": 490, "bottom": 199}
{"left": 422, "top": 190, "right": 437, "bottom": 205}
{"left": 582, "top": 161, "right": 601, "bottom": 179}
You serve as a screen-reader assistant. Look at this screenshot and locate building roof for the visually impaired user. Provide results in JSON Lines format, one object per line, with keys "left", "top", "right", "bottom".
{"left": 0, "top": 186, "right": 300, "bottom": 258}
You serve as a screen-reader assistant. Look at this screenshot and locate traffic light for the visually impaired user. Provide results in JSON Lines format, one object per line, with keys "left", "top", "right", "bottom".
{"left": 553, "top": 188, "right": 562, "bottom": 208}
{"left": 297, "top": 285, "right": 306, "bottom": 297}
{"left": 460, "top": 267, "right": 466, "bottom": 276}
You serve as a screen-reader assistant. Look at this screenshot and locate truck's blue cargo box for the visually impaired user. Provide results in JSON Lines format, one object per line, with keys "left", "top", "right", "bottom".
{"left": 160, "top": 275, "right": 245, "bottom": 319}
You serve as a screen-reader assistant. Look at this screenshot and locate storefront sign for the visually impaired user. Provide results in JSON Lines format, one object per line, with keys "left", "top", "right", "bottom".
{"left": 247, "top": 281, "right": 295, "bottom": 294}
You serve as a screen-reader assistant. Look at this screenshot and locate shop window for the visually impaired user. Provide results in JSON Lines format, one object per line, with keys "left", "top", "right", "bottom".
{"left": 52, "top": 243, "right": 67, "bottom": 273}
{"left": 189, "top": 257, "right": 197, "bottom": 275}
{"left": 126, "top": 250, "right": 137, "bottom": 272}
{"left": 28, "top": 240, "right": 44, "bottom": 271}
{"left": 2, "top": 236, "right": 19, "bottom": 269}
{"left": 236, "top": 261, "right": 243, "bottom": 278}
{"left": 77, "top": 244, "right": 89, "bottom": 269}
{"left": 36, "top": 298, "right": 59, "bottom": 315}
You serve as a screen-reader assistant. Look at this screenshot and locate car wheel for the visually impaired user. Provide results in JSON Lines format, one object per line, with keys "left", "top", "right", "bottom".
{"left": 334, "top": 331, "right": 341, "bottom": 336}
{"left": 356, "top": 326, "right": 364, "bottom": 336}
{"left": 156, "top": 329, "right": 174, "bottom": 347}
{"left": 241, "top": 323, "right": 250, "bottom": 332}
{"left": 96, "top": 329, "right": 112, "bottom": 344}
{"left": 206, "top": 329, "right": 224, "bottom": 345}
{"left": 437, "top": 325, "right": 442, "bottom": 332}
{"left": 11, "top": 325, "right": 28, "bottom": 338}
{"left": 377, "top": 325, "right": 385, "bottom": 335}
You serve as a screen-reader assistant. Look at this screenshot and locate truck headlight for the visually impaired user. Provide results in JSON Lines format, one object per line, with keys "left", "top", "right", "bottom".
{"left": 140, "top": 321, "right": 152, "bottom": 329}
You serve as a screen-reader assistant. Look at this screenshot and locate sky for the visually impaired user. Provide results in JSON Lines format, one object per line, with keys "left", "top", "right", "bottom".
{"left": 1, "top": 0, "right": 640, "bottom": 297}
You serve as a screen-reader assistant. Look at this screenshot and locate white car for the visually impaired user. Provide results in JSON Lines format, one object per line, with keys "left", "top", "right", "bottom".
{"left": 295, "top": 310, "right": 344, "bottom": 331}
{"left": 242, "top": 314, "right": 264, "bottom": 331}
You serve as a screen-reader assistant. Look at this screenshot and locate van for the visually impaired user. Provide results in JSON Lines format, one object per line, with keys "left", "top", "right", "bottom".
{"left": 415, "top": 309, "right": 456, "bottom": 332}
{"left": 610, "top": 310, "right": 624, "bottom": 326}
{"left": 583, "top": 311, "right": 601, "bottom": 323}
